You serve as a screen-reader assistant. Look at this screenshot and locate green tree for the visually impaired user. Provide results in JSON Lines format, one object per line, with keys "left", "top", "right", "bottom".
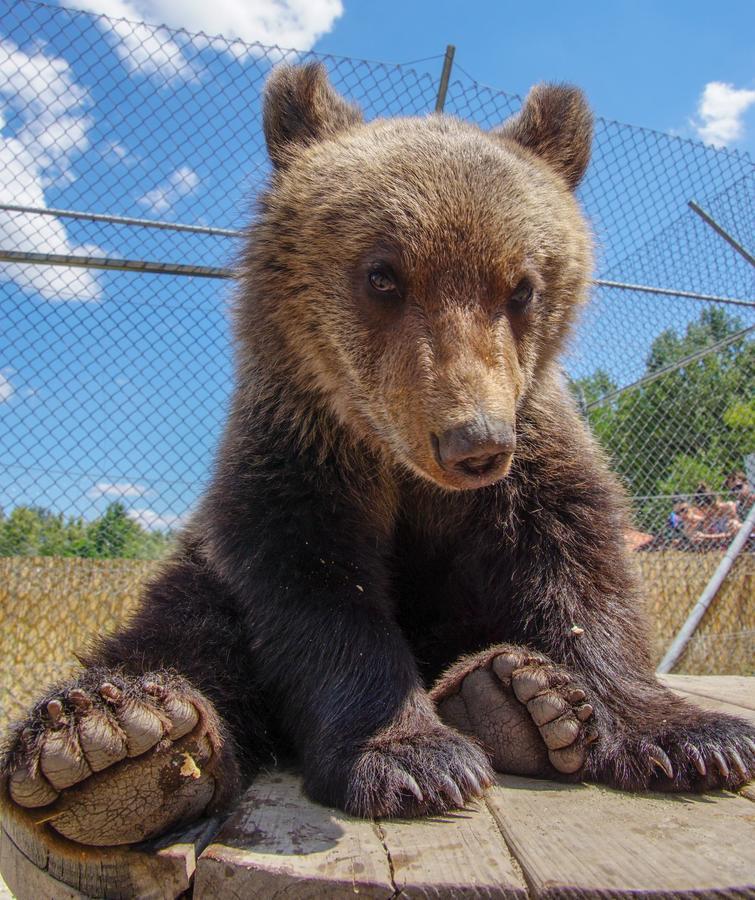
{"left": 0, "top": 506, "right": 44, "bottom": 555}
{"left": 580, "top": 308, "right": 754, "bottom": 531}
{"left": 0, "top": 502, "right": 175, "bottom": 559}
{"left": 570, "top": 368, "right": 617, "bottom": 408}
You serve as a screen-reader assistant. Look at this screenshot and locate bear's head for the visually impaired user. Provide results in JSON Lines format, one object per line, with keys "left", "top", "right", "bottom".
{"left": 240, "top": 63, "right": 593, "bottom": 491}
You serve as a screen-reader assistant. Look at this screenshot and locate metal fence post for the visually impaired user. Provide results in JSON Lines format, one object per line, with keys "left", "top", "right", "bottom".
{"left": 688, "top": 201, "right": 755, "bottom": 268}
{"left": 434, "top": 45, "right": 456, "bottom": 112}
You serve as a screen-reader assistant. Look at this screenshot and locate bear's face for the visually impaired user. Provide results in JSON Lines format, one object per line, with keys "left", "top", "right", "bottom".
{"left": 247, "top": 65, "right": 593, "bottom": 491}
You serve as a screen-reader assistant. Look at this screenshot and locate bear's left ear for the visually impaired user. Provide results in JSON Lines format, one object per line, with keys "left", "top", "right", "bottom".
{"left": 495, "top": 84, "right": 593, "bottom": 190}
{"left": 263, "top": 62, "right": 364, "bottom": 169}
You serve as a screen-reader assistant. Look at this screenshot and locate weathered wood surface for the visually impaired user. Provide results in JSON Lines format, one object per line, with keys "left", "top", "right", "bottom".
{"left": 378, "top": 800, "right": 527, "bottom": 897}
{"left": 659, "top": 674, "right": 755, "bottom": 712}
{"left": 196, "top": 772, "right": 529, "bottom": 899}
{"left": 194, "top": 771, "right": 396, "bottom": 898}
{"left": 0, "top": 803, "right": 217, "bottom": 900}
{"left": 1, "top": 675, "right": 754, "bottom": 898}
{"left": 487, "top": 777, "right": 755, "bottom": 898}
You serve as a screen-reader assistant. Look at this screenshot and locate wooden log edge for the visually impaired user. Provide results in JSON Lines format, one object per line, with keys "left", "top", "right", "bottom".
{"left": 0, "top": 797, "right": 218, "bottom": 900}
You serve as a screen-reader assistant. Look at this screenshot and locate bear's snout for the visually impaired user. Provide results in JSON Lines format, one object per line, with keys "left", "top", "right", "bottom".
{"left": 432, "top": 417, "right": 516, "bottom": 486}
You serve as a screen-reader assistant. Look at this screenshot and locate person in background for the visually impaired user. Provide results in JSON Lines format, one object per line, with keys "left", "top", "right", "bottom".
{"left": 672, "top": 500, "right": 706, "bottom": 548}
{"left": 724, "top": 471, "right": 754, "bottom": 520}
{"left": 693, "top": 483, "right": 741, "bottom": 543}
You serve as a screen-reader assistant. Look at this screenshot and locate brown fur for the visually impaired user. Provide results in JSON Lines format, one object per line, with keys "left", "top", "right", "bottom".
{"left": 2, "top": 64, "right": 753, "bottom": 843}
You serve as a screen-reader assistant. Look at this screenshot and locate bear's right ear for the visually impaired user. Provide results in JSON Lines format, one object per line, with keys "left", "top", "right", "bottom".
{"left": 263, "top": 62, "right": 363, "bottom": 169}
{"left": 495, "top": 84, "right": 593, "bottom": 190}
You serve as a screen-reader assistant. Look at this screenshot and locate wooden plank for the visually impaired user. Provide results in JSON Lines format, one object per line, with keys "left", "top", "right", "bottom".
{"left": 486, "top": 774, "right": 755, "bottom": 898}
{"left": 0, "top": 825, "right": 85, "bottom": 899}
{"left": 194, "top": 771, "right": 395, "bottom": 898}
{"left": 0, "top": 799, "right": 215, "bottom": 900}
{"left": 660, "top": 675, "right": 755, "bottom": 711}
{"left": 379, "top": 798, "right": 527, "bottom": 898}
{"left": 669, "top": 689, "right": 755, "bottom": 726}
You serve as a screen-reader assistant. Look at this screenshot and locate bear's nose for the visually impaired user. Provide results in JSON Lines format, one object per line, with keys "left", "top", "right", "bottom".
{"left": 433, "top": 419, "right": 517, "bottom": 479}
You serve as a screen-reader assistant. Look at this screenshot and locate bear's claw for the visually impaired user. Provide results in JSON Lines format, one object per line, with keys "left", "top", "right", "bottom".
{"left": 6, "top": 674, "right": 193, "bottom": 809}
{"left": 588, "top": 722, "right": 755, "bottom": 792}
{"left": 344, "top": 724, "right": 494, "bottom": 818}
{"left": 2, "top": 669, "right": 227, "bottom": 846}
{"left": 648, "top": 747, "right": 674, "bottom": 780}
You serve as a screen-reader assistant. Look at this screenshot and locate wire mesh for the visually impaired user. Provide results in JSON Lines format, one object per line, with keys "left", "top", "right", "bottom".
{"left": 0, "top": 0, "right": 753, "bottom": 723}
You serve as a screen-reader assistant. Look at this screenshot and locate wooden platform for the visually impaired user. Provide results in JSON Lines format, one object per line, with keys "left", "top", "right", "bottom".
{"left": 1, "top": 675, "right": 754, "bottom": 898}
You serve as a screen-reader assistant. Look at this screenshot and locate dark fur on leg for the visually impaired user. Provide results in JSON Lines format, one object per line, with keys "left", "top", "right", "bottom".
{"left": 87, "top": 542, "right": 273, "bottom": 783}
{"left": 398, "top": 378, "right": 755, "bottom": 793}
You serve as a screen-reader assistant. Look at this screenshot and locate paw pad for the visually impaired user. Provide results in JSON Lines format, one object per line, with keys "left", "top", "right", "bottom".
{"left": 2, "top": 671, "right": 223, "bottom": 847}
{"left": 436, "top": 645, "right": 597, "bottom": 778}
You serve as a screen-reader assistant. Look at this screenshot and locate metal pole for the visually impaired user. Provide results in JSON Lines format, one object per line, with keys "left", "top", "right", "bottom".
{"left": 585, "top": 324, "right": 754, "bottom": 411}
{"left": 657, "top": 502, "right": 755, "bottom": 674}
{"left": 688, "top": 201, "right": 755, "bottom": 268}
{"left": 0, "top": 249, "right": 234, "bottom": 279}
{"left": 2, "top": 249, "right": 754, "bottom": 307}
{"left": 434, "top": 45, "right": 456, "bottom": 113}
{"left": 0, "top": 202, "right": 245, "bottom": 239}
{"left": 593, "top": 278, "right": 755, "bottom": 310}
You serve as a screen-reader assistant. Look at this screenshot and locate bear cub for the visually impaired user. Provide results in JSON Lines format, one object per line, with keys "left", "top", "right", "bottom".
{"left": 3, "top": 64, "right": 754, "bottom": 847}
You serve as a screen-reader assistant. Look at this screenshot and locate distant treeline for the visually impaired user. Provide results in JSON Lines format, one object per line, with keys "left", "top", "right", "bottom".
{"left": 570, "top": 307, "right": 753, "bottom": 533}
{"left": 0, "top": 502, "right": 174, "bottom": 559}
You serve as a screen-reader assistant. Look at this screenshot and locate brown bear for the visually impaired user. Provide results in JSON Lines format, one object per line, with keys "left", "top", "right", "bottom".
{"left": 2, "top": 64, "right": 754, "bottom": 848}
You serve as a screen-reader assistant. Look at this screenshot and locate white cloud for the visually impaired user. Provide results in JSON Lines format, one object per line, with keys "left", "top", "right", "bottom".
{"left": 137, "top": 165, "right": 199, "bottom": 213}
{"left": 0, "top": 373, "right": 13, "bottom": 402}
{"left": 127, "top": 507, "right": 186, "bottom": 531}
{"left": 111, "top": 17, "right": 199, "bottom": 82}
{"left": 0, "top": 37, "right": 102, "bottom": 301}
{"left": 0, "top": 38, "right": 91, "bottom": 184}
{"left": 58, "top": 0, "right": 342, "bottom": 81}
{"left": 89, "top": 481, "right": 153, "bottom": 499}
{"left": 103, "top": 140, "right": 136, "bottom": 167}
{"left": 692, "top": 82, "right": 755, "bottom": 148}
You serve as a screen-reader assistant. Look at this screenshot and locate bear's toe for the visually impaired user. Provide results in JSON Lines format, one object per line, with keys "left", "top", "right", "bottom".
{"left": 434, "top": 644, "right": 598, "bottom": 778}
{"left": 2, "top": 669, "right": 231, "bottom": 846}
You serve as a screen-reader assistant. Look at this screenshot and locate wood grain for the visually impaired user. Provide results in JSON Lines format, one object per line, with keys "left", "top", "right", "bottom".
{"left": 661, "top": 675, "right": 755, "bottom": 712}
{"left": 485, "top": 774, "right": 755, "bottom": 898}
{"left": 378, "top": 798, "right": 527, "bottom": 898}
{"left": 0, "top": 799, "right": 215, "bottom": 900}
{"left": 194, "top": 771, "right": 394, "bottom": 898}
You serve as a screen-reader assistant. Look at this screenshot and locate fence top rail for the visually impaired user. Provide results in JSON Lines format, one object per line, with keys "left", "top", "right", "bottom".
{"left": 593, "top": 280, "right": 755, "bottom": 309}
{"left": 0, "top": 203, "right": 245, "bottom": 239}
{"left": 2, "top": 243, "right": 753, "bottom": 310}
{"left": 0, "top": 249, "right": 234, "bottom": 280}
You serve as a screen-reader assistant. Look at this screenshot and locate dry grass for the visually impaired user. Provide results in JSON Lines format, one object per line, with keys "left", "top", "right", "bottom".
{"left": 0, "top": 552, "right": 752, "bottom": 731}
{"left": 636, "top": 549, "right": 754, "bottom": 675}
{"left": 0, "top": 557, "right": 160, "bottom": 730}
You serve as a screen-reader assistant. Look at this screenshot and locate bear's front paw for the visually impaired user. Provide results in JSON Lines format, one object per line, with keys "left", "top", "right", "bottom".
{"left": 432, "top": 644, "right": 597, "bottom": 777}
{"left": 588, "top": 713, "right": 755, "bottom": 793}
{"left": 342, "top": 724, "right": 494, "bottom": 818}
{"left": 1, "top": 668, "right": 233, "bottom": 846}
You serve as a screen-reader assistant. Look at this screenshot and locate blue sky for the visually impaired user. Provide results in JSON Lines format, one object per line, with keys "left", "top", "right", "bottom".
{"left": 0, "top": 0, "right": 753, "bottom": 529}
{"left": 318, "top": 0, "right": 755, "bottom": 155}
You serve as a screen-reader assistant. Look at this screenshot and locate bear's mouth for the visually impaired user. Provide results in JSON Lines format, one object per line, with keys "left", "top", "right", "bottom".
{"left": 427, "top": 434, "right": 514, "bottom": 491}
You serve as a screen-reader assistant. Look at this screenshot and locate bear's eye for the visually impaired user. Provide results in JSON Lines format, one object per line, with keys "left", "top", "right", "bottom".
{"left": 368, "top": 266, "right": 400, "bottom": 297}
{"left": 508, "top": 278, "right": 534, "bottom": 312}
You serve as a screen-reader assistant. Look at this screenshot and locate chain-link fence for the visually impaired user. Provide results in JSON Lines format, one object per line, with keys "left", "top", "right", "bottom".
{"left": 0, "top": 0, "right": 753, "bottom": 725}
